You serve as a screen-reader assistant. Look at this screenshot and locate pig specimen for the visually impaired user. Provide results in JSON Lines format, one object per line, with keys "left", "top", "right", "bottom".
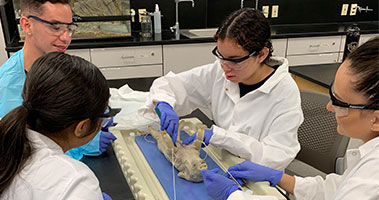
{"left": 148, "top": 120, "right": 208, "bottom": 182}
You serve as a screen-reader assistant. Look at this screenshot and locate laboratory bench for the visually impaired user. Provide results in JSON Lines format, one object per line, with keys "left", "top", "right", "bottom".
{"left": 5, "top": 21, "right": 379, "bottom": 52}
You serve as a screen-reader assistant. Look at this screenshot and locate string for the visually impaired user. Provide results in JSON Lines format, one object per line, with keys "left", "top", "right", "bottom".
{"left": 171, "top": 148, "right": 176, "bottom": 200}
{"left": 143, "top": 134, "right": 155, "bottom": 144}
{"left": 201, "top": 142, "right": 243, "bottom": 190}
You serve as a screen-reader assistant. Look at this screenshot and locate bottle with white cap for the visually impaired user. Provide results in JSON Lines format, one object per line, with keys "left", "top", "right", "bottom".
{"left": 153, "top": 4, "right": 162, "bottom": 34}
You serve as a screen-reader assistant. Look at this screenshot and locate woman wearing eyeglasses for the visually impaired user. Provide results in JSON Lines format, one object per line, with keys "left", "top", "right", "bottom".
{"left": 140, "top": 8, "right": 303, "bottom": 171}
{"left": 201, "top": 37, "right": 379, "bottom": 200}
{"left": 0, "top": 52, "right": 114, "bottom": 199}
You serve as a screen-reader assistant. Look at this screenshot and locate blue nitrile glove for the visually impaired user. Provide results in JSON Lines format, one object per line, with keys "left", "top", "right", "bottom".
{"left": 99, "top": 131, "right": 117, "bottom": 153}
{"left": 99, "top": 117, "right": 117, "bottom": 153}
{"left": 182, "top": 128, "right": 213, "bottom": 147}
{"left": 201, "top": 169, "right": 240, "bottom": 200}
{"left": 226, "top": 160, "right": 284, "bottom": 187}
{"left": 155, "top": 101, "right": 179, "bottom": 144}
{"left": 102, "top": 192, "right": 112, "bottom": 200}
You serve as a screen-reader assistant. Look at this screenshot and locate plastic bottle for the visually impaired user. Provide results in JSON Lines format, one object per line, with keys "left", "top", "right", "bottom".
{"left": 153, "top": 4, "right": 162, "bottom": 34}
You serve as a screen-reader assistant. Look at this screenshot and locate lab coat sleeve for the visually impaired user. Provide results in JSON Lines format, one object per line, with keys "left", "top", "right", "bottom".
{"left": 139, "top": 62, "right": 216, "bottom": 120}
{"left": 227, "top": 190, "right": 278, "bottom": 200}
{"left": 211, "top": 106, "right": 302, "bottom": 170}
{"left": 293, "top": 174, "right": 343, "bottom": 200}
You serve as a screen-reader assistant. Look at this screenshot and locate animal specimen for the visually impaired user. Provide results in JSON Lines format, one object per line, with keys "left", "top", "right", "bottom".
{"left": 148, "top": 120, "right": 208, "bottom": 182}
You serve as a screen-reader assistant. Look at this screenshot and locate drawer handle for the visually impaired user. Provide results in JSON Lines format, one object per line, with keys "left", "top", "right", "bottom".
{"left": 309, "top": 44, "right": 320, "bottom": 48}
{"left": 121, "top": 55, "right": 134, "bottom": 59}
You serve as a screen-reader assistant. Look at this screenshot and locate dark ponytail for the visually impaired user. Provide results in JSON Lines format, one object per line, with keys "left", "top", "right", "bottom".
{"left": 0, "top": 52, "right": 110, "bottom": 195}
{"left": 0, "top": 106, "right": 31, "bottom": 194}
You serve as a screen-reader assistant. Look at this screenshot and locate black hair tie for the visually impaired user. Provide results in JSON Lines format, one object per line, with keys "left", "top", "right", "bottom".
{"left": 22, "top": 102, "right": 33, "bottom": 113}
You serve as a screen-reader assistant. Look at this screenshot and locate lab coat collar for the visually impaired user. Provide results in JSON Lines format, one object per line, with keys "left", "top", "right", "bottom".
{"left": 27, "top": 128, "right": 64, "bottom": 154}
{"left": 223, "top": 57, "right": 289, "bottom": 103}
{"left": 258, "top": 57, "right": 289, "bottom": 94}
{"left": 359, "top": 136, "right": 379, "bottom": 158}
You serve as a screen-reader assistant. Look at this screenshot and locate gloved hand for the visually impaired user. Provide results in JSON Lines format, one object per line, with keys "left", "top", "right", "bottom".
{"left": 155, "top": 101, "right": 179, "bottom": 144}
{"left": 182, "top": 128, "right": 213, "bottom": 147}
{"left": 102, "top": 192, "right": 112, "bottom": 200}
{"left": 226, "top": 160, "right": 283, "bottom": 187}
{"left": 99, "top": 131, "right": 117, "bottom": 153}
{"left": 201, "top": 169, "right": 240, "bottom": 200}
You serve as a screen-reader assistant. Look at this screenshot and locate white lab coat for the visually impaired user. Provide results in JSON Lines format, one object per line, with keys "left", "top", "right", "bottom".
{"left": 1, "top": 129, "right": 103, "bottom": 200}
{"left": 140, "top": 57, "right": 303, "bottom": 170}
{"left": 293, "top": 136, "right": 379, "bottom": 200}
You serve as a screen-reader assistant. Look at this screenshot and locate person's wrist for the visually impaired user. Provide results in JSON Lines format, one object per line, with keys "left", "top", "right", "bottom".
{"left": 269, "top": 169, "right": 284, "bottom": 186}
{"left": 224, "top": 184, "right": 241, "bottom": 200}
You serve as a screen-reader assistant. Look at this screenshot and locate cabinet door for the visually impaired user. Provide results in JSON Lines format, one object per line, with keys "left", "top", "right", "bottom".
{"left": 287, "top": 36, "right": 341, "bottom": 55}
{"left": 91, "top": 45, "right": 162, "bottom": 68}
{"left": 287, "top": 53, "right": 339, "bottom": 66}
{"left": 272, "top": 39, "right": 287, "bottom": 57}
{"left": 66, "top": 49, "right": 91, "bottom": 62}
{"left": 163, "top": 43, "right": 216, "bottom": 74}
{"left": 99, "top": 64, "right": 162, "bottom": 80}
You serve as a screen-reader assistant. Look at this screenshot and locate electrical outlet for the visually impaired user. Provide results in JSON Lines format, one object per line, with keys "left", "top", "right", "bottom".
{"left": 272, "top": 5, "right": 279, "bottom": 18}
{"left": 350, "top": 4, "right": 358, "bottom": 16}
{"left": 341, "top": 4, "right": 349, "bottom": 16}
{"left": 262, "top": 6, "right": 269, "bottom": 18}
{"left": 138, "top": 8, "right": 146, "bottom": 22}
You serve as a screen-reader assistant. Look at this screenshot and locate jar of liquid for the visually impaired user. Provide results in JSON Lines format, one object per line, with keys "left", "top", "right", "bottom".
{"left": 141, "top": 14, "right": 153, "bottom": 38}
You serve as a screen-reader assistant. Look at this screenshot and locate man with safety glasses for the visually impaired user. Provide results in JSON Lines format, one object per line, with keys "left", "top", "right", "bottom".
{"left": 0, "top": 0, "right": 116, "bottom": 175}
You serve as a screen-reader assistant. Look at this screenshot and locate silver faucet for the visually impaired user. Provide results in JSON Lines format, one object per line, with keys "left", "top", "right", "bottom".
{"left": 170, "top": 0, "right": 195, "bottom": 40}
{"left": 357, "top": 5, "right": 373, "bottom": 13}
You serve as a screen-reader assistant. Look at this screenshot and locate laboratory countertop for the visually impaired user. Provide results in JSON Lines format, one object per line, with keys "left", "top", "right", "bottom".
{"left": 289, "top": 63, "right": 340, "bottom": 89}
{"left": 6, "top": 21, "right": 378, "bottom": 52}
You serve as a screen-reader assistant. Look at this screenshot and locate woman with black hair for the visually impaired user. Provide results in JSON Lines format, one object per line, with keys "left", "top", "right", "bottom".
{"left": 140, "top": 8, "right": 303, "bottom": 171}
{"left": 0, "top": 52, "right": 114, "bottom": 199}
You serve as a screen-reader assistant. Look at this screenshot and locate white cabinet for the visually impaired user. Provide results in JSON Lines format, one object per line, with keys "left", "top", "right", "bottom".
{"left": 163, "top": 42, "right": 216, "bottom": 74}
{"left": 271, "top": 39, "right": 287, "bottom": 57}
{"left": 287, "top": 36, "right": 341, "bottom": 66}
{"left": 66, "top": 49, "right": 91, "bottom": 62}
{"left": 90, "top": 45, "right": 163, "bottom": 80}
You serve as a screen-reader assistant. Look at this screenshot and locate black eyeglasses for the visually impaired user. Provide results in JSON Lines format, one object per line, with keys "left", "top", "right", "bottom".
{"left": 99, "top": 106, "right": 121, "bottom": 128}
{"left": 329, "top": 81, "right": 378, "bottom": 117}
{"left": 212, "top": 46, "right": 257, "bottom": 63}
{"left": 212, "top": 46, "right": 257, "bottom": 70}
{"left": 27, "top": 15, "right": 78, "bottom": 37}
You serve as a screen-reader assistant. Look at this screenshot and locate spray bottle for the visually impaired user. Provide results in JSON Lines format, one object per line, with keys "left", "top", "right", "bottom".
{"left": 153, "top": 4, "right": 162, "bottom": 34}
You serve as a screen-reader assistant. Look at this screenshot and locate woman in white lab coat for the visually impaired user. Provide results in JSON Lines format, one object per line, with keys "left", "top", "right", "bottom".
{"left": 140, "top": 8, "right": 303, "bottom": 170}
{"left": 0, "top": 52, "right": 113, "bottom": 200}
{"left": 201, "top": 37, "right": 379, "bottom": 200}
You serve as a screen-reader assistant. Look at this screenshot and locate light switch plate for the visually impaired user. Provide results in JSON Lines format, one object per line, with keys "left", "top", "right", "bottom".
{"left": 341, "top": 4, "right": 349, "bottom": 16}
{"left": 350, "top": 4, "right": 358, "bottom": 16}
{"left": 272, "top": 5, "right": 279, "bottom": 18}
{"left": 138, "top": 8, "right": 147, "bottom": 22}
{"left": 262, "top": 6, "right": 269, "bottom": 18}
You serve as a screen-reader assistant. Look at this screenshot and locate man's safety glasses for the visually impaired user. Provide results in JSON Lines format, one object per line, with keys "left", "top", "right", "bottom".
{"left": 329, "top": 81, "right": 378, "bottom": 117}
{"left": 27, "top": 15, "right": 78, "bottom": 37}
{"left": 212, "top": 46, "right": 257, "bottom": 70}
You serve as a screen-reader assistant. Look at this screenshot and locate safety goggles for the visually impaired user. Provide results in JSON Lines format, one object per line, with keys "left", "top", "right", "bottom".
{"left": 212, "top": 46, "right": 257, "bottom": 70}
{"left": 99, "top": 106, "right": 121, "bottom": 129}
{"left": 329, "top": 81, "right": 378, "bottom": 117}
{"left": 27, "top": 15, "right": 78, "bottom": 37}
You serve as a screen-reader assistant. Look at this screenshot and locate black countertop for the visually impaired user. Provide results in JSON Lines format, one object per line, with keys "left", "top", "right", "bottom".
{"left": 6, "top": 21, "right": 378, "bottom": 52}
{"left": 289, "top": 63, "right": 340, "bottom": 88}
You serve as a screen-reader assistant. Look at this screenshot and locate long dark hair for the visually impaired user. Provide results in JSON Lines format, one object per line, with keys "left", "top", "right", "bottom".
{"left": 214, "top": 8, "right": 273, "bottom": 62}
{"left": 0, "top": 52, "right": 109, "bottom": 195}
{"left": 346, "top": 37, "right": 379, "bottom": 107}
